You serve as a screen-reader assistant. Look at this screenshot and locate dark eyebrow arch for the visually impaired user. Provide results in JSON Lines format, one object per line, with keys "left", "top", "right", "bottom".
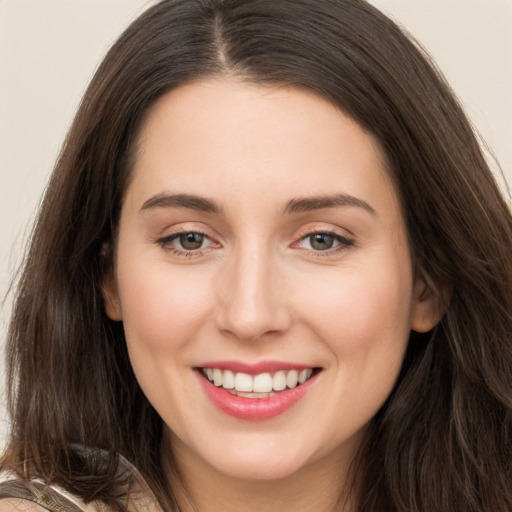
{"left": 140, "top": 193, "right": 222, "bottom": 214}
{"left": 284, "top": 193, "right": 376, "bottom": 215}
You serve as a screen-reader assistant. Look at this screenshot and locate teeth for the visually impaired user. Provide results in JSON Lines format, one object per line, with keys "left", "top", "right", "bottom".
{"left": 213, "top": 368, "right": 223, "bottom": 387}
{"left": 272, "top": 371, "right": 287, "bottom": 391}
{"left": 201, "top": 368, "right": 314, "bottom": 393}
{"left": 253, "top": 373, "right": 273, "bottom": 392}
{"left": 298, "top": 369, "right": 310, "bottom": 384}
{"left": 235, "top": 391, "right": 274, "bottom": 399}
{"left": 223, "top": 370, "right": 235, "bottom": 389}
{"left": 286, "top": 369, "right": 298, "bottom": 388}
{"left": 235, "top": 372, "right": 253, "bottom": 392}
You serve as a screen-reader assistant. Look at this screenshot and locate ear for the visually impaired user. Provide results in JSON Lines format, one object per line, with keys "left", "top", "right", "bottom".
{"left": 410, "top": 272, "right": 448, "bottom": 333}
{"left": 101, "top": 268, "right": 123, "bottom": 321}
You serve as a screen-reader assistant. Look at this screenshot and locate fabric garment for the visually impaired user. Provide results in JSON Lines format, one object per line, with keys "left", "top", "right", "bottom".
{"left": 0, "top": 455, "right": 163, "bottom": 512}
{"left": 0, "top": 478, "right": 89, "bottom": 512}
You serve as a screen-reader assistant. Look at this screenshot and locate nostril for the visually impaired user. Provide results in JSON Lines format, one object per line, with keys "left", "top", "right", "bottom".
{"left": 216, "top": 303, "right": 293, "bottom": 342}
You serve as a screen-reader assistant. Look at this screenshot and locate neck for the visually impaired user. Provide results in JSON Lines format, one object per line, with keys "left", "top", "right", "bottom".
{"left": 161, "top": 428, "right": 360, "bottom": 512}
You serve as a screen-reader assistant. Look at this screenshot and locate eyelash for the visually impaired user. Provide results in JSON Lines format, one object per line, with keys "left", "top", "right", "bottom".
{"left": 295, "top": 230, "right": 354, "bottom": 255}
{"left": 156, "top": 229, "right": 354, "bottom": 258}
{"left": 157, "top": 229, "right": 214, "bottom": 258}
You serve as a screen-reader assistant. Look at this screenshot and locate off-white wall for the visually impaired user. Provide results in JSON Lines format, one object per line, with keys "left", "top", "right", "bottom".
{"left": 0, "top": 0, "right": 157, "bottom": 447}
{"left": 370, "top": 0, "right": 512, "bottom": 181}
{"left": 1, "top": 0, "right": 511, "bottom": 448}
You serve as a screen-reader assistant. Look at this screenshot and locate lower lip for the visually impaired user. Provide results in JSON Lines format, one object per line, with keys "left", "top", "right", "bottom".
{"left": 196, "top": 371, "right": 317, "bottom": 421}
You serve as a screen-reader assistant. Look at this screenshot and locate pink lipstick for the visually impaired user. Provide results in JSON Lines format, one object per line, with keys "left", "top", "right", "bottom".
{"left": 195, "top": 361, "right": 319, "bottom": 421}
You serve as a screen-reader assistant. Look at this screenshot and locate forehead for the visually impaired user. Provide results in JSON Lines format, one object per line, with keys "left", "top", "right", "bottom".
{"left": 126, "top": 78, "right": 398, "bottom": 217}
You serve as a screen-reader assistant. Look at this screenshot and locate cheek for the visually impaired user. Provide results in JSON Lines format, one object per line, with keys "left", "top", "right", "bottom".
{"left": 298, "top": 258, "right": 413, "bottom": 363}
{"left": 298, "top": 262, "right": 413, "bottom": 434}
{"left": 116, "top": 256, "right": 214, "bottom": 351}
{"left": 114, "top": 256, "right": 217, "bottom": 427}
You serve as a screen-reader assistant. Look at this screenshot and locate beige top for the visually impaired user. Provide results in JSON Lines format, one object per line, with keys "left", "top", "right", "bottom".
{"left": 0, "top": 456, "right": 163, "bottom": 512}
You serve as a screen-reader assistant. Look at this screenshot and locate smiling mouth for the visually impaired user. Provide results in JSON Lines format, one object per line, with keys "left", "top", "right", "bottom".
{"left": 200, "top": 367, "right": 318, "bottom": 398}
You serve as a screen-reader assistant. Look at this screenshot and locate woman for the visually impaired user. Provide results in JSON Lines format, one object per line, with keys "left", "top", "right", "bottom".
{"left": 1, "top": 0, "right": 511, "bottom": 510}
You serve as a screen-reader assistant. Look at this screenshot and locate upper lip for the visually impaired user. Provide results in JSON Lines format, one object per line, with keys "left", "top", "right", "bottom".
{"left": 196, "top": 360, "right": 317, "bottom": 375}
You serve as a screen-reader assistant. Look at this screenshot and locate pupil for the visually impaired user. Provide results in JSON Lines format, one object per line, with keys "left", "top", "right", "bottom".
{"left": 311, "top": 233, "right": 333, "bottom": 250}
{"left": 180, "top": 233, "right": 204, "bottom": 250}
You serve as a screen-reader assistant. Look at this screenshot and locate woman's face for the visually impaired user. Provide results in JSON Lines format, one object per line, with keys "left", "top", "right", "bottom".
{"left": 104, "top": 79, "right": 438, "bottom": 482}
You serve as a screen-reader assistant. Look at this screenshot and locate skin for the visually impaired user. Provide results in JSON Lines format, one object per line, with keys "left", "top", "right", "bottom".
{"left": 103, "top": 78, "right": 441, "bottom": 511}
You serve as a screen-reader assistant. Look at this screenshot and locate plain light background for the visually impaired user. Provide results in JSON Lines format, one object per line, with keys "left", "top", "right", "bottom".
{"left": 1, "top": 0, "right": 511, "bottom": 447}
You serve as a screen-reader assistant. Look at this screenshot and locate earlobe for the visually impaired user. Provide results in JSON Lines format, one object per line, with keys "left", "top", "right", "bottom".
{"left": 410, "top": 273, "right": 448, "bottom": 333}
{"left": 101, "top": 270, "right": 123, "bottom": 321}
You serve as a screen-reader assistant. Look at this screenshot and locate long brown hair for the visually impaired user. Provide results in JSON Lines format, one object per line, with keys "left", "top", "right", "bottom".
{"left": 3, "top": 1, "right": 511, "bottom": 510}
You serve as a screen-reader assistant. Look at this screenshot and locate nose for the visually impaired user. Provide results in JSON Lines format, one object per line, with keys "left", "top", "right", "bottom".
{"left": 215, "top": 245, "right": 292, "bottom": 342}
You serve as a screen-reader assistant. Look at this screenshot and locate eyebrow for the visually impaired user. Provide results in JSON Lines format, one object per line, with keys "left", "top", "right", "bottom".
{"left": 140, "top": 193, "right": 223, "bottom": 214}
{"left": 139, "top": 192, "right": 375, "bottom": 216}
{"left": 284, "top": 193, "right": 376, "bottom": 215}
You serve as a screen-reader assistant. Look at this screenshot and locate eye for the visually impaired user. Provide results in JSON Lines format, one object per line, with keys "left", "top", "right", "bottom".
{"left": 157, "top": 230, "right": 215, "bottom": 254}
{"left": 306, "top": 233, "right": 336, "bottom": 251}
{"left": 177, "top": 232, "right": 207, "bottom": 250}
{"left": 296, "top": 231, "right": 353, "bottom": 252}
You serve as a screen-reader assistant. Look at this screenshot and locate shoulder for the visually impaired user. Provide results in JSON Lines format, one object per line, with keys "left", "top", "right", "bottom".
{"left": 0, "top": 472, "right": 101, "bottom": 512}
{"left": 0, "top": 497, "right": 49, "bottom": 512}
{"left": 0, "top": 453, "right": 163, "bottom": 512}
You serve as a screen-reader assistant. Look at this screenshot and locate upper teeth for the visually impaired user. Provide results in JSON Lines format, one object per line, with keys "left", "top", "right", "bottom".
{"left": 202, "top": 368, "right": 313, "bottom": 393}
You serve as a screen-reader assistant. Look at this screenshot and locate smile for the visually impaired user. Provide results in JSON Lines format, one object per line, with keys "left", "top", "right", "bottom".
{"left": 196, "top": 363, "right": 321, "bottom": 420}
{"left": 201, "top": 368, "right": 314, "bottom": 397}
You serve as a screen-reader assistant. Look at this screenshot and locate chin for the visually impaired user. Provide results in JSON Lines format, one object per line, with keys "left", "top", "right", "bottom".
{"left": 209, "top": 452, "right": 310, "bottom": 482}
{"left": 194, "top": 431, "right": 325, "bottom": 482}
